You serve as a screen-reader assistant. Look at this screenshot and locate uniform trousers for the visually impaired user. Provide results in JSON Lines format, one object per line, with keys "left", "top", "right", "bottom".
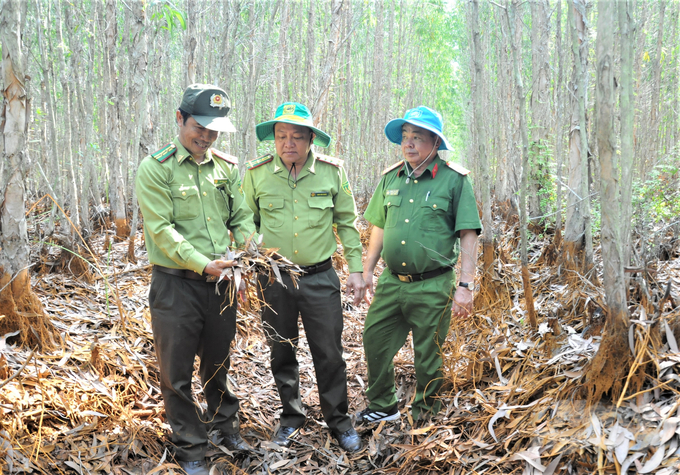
{"left": 363, "top": 269, "right": 455, "bottom": 418}
{"left": 257, "top": 266, "right": 352, "bottom": 433}
{"left": 149, "top": 269, "right": 239, "bottom": 461}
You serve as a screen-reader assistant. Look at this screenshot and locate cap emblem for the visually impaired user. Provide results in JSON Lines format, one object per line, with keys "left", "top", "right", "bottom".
{"left": 408, "top": 109, "right": 422, "bottom": 119}
{"left": 210, "top": 94, "right": 227, "bottom": 109}
{"left": 282, "top": 104, "right": 296, "bottom": 115}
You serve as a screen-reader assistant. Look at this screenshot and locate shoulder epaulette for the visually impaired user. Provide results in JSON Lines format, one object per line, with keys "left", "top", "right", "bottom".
{"left": 445, "top": 161, "right": 470, "bottom": 176}
{"left": 151, "top": 143, "right": 177, "bottom": 163}
{"left": 211, "top": 148, "right": 239, "bottom": 165}
{"left": 246, "top": 153, "right": 274, "bottom": 170}
{"left": 315, "top": 153, "right": 344, "bottom": 168}
{"left": 382, "top": 161, "right": 404, "bottom": 175}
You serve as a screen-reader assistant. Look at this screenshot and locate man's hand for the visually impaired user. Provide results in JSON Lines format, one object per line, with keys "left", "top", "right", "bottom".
{"left": 237, "top": 278, "right": 247, "bottom": 303}
{"left": 452, "top": 286, "right": 473, "bottom": 318}
{"left": 345, "top": 272, "right": 367, "bottom": 306}
{"left": 363, "top": 271, "right": 375, "bottom": 305}
{"left": 203, "top": 259, "right": 236, "bottom": 277}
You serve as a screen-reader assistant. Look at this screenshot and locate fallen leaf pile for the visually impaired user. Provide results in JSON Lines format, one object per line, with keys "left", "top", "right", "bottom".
{"left": 1, "top": 211, "right": 679, "bottom": 474}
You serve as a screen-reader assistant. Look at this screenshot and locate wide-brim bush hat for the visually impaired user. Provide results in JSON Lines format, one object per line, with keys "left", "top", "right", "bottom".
{"left": 179, "top": 84, "right": 236, "bottom": 133}
{"left": 256, "top": 102, "right": 331, "bottom": 147}
{"left": 384, "top": 105, "right": 452, "bottom": 151}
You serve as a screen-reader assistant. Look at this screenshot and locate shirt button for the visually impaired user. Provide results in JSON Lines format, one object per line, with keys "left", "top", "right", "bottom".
{"left": 294, "top": 199, "right": 298, "bottom": 203}
{"left": 402, "top": 262, "right": 406, "bottom": 266}
{"left": 433, "top": 204, "right": 437, "bottom": 208}
{"left": 293, "top": 184, "right": 297, "bottom": 188}
{"left": 409, "top": 199, "right": 414, "bottom": 203}
{"left": 414, "top": 179, "right": 418, "bottom": 183}
{"left": 294, "top": 250, "right": 299, "bottom": 254}
{"left": 401, "top": 240, "right": 406, "bottom": 245}
{"left": 294, "top": 233, "right": 298, "bottom": 237}
{"left": 388, "top": 202, "right": 391, "bottom": 206}
{"left": 405, "top": 219, "right": 409, "bottom": 223}
{"left": 182, "top": 191, "right": 186, "bottom": 196}
{"left": 269, "top": 203, "right": 273, "bottom": 207}
{"left": 295, "top": 216, "right": 298, "bottom": 220}
{"left": 203, "top": 192, "right": 207, "bottom": 196}
{"left": 199, "top": 169, "right": 202, "bottom": 173}
{"left": 207, "top": 217, "right": 211, "bottom": 221}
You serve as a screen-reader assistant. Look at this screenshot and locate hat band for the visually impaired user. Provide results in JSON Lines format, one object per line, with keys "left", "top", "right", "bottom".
{"left": 274, "top": 114, "right": 311, "bottom": 123}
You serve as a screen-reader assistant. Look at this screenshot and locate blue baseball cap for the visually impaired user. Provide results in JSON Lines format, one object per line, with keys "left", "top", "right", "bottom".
{"left": 384, "top": 106, "right": 452, "bottom": 150}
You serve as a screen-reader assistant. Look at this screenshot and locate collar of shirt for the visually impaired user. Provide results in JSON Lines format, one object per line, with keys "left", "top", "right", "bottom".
{"left": 397, "top": 154, "right": 441, "bottom": 179}
{"left": 172, "top": 136, "right": 215, "bottom": 166}
{"left": 271, "top": 150, "right": 317, "bottom": 179}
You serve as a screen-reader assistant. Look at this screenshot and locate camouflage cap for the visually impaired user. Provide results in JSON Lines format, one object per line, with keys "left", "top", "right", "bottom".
{"left": 179, "top": 84, "right": 236, "bottom": 133}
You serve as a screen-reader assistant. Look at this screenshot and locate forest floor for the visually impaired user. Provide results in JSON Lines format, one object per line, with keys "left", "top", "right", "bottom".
{"left": 2, "top": 206, "right": 680, "bottom": 475}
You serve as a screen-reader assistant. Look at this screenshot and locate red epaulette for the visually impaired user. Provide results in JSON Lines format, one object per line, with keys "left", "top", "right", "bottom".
{"left": 382, "top": 161, "right": 404, "bottom": 175}
{"left": 246, "top": 154, "right": 274, "bottom": 170}
{"left": 445, "top": 161, "right": 470, "bottom": 176}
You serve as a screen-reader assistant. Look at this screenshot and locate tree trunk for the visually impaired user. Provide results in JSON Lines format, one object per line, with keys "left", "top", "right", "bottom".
{"left": 619, "top": 0, "right": 634, "bottom": 274}
{"left": 105, "top": 0, "right": 128, "bottom": 239}
{"left": 563, "top": 0, "right": 590, "bottom": 272}
{"left": 471, "top": 0, "right": 497, "bottom": 304}
{"left": 553, "top": 0, "right": 565, "bottom": 252}
{"left": 649, "top": 0, "right": 666, "bottom": 165}
{"left": 0, "top": 0, "right": 55, "bottom": 350}
{"left": 528, "top": 0, "right": 550, "bottom": 220}
{"left": 506, "top": 0, "right": 537, "bottom": 330}
{"left": 311, "top": 0, "right": 343, "bottom": 125}
{"left": 583, "top": 0, "right": 630, "bottom": 405}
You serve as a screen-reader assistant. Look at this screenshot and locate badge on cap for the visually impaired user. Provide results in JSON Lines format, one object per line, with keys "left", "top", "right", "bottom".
{"left": 210, "top": 94, "right": 227, "bottom": 109}
{"left": 282, "top": 104, "right": 296, "bottom": 115}
{"left": 409, "top": 109, "right": 422, "bottom": 119}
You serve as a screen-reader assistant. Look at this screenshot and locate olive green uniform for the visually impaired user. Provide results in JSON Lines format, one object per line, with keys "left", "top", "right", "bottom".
{"left": 242, "top": 151, "right": 361, "bottom": 433}
{"left": 363, "top": 155, "right": 481, "bottom": 418}
{"left": 136, "top": 138, "right": 255, "bottom": 461}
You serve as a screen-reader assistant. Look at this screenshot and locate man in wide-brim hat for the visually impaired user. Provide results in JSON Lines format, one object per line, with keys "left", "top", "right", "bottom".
{"left": 242, "top": 102, "right": 365, "bottom": 452}
{"left": 358, "top": 105, "right": 482, "bottom": 425}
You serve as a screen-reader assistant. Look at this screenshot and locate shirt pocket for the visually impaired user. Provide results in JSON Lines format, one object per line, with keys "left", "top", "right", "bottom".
{"left": 171, "top": 187, "right": 200, "bottom": 221}
{"left": 308, "top": 196, "right": 334, "bottom": 228}
{"left": 214, "top": 188, "right": 232, "bottom": 222}
{"left": 420, "top": 198, "right": 449, "bottom": 232}
{"left": 384, "top": 195, "right": 402, "bottom": 229}
{"left": 260, "top": 197, "right": 285, "bottom": 228}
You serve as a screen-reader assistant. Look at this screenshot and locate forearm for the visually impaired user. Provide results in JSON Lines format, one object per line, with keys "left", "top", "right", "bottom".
{"left": 458, "top": 229, "right": 478, "bottom": 282}
{"left": 363, "top": 226, "right": 384, "bottom": 274}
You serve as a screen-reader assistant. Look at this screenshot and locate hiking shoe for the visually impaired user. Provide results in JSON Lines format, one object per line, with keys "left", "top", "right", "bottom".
{"left": 356, "top": 405, "right": 400, "bottom": 423}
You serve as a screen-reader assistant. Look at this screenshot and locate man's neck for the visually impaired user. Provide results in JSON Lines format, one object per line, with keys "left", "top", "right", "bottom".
{"left": 406, "top": 155, "right": 435, "bottom": 178}
{"left": 280, "top": 155, "right": 310, "bottom": 179}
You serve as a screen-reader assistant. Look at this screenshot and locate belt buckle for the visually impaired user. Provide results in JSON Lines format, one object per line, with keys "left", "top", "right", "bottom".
{"left": 206, "top": 275, "right": 218, "bottom": 283}
{"left": 398, "top": 274, "right": 412, "bottom": 283}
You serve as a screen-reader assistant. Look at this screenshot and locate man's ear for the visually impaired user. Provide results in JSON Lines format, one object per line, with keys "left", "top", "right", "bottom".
{"left": 310, "top": 132, "right": 316, "bottom": 145}
{"left": 176, "top": 110, "right": 183, "bottom": 127}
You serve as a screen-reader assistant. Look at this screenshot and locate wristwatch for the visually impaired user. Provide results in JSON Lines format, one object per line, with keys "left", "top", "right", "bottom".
{"left": 458, "top": 282, "right": 475, "bottom": 292}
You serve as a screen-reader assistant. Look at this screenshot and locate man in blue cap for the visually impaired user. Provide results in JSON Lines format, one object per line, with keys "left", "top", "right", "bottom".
{"left": 358, "top": 106, "right": 481, "bottom": 424}
{"left": 242, "top": 102, "right": 365, "bottom": 452}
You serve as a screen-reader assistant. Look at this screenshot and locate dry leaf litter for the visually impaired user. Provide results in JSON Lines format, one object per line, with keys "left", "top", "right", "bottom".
{"left": 1, "top": 208, "right": 679, "bottom": 474}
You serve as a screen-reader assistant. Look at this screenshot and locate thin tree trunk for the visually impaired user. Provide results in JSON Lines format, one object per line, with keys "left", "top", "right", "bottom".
{"left": 619, "top": 0, "right": 634, "bottom": 272}
{"left": 584, "top": 0, "right": 630, "bottom": 405}
{"left": 649, "top": 0, "right": 666, "bottom": 164}
{"left": 471, "top": 0, "right": 496, "bottom": 303}
{"left": 0, "top": 0, "right": 54, "bottom": 350}
{"left": 506, "top": 0, "right": 537, "bottom": 330}
{"left": 311, "top": 0, "right": 343, "bottom": 125}
{"left": 554, "top": 0, "right": 565, "bottom": 250}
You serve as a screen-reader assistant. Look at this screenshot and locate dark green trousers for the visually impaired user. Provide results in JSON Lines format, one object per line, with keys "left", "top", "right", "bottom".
{"left": 149, "top": 269, "right": 239, "bottom": 461}
{"left": 257, "top": 267, "right": 352, "bottom": 433}
{"left": 363, "top": 269, "right": 455, "bottom": 419}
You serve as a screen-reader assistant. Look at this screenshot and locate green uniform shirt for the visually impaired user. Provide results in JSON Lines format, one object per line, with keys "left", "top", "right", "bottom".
{"left": 364, "top": 155, "right": 482, "bottom": 275}
{"left": 242, "top": 151, "right": 363, "bottom": 273}
{"left": 136, "top": 137, "right": 256, "bottom": 274}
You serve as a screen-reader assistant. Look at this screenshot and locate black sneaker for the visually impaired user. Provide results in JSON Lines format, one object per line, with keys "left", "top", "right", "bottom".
{"left": 356, "top": 405, "right": 400, "bottom": 423}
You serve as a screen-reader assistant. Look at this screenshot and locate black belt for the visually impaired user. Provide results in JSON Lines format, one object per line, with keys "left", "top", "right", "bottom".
{"left": 154, "top": 265, "right": 217, "bottom": 282}
{"left": 390, "top": 266, "right": 449, "bottom": 283}
{"left": 299, "top": 258, "right": 333, "bottom": 275}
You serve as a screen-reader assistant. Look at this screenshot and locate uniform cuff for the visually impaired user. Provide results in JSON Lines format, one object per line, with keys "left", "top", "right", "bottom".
{"left": 347, "top": 259, "right": 363, "bottom": 274}
{"left": 187, "top": 253, "right": 211, "bottom": 275}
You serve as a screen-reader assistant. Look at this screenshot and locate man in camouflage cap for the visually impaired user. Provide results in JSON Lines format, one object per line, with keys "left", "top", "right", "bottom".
{"left": 136, "top": 84, "right": 255, "bottom": 475}
{"left": 242, "top": 102, "right": 365, "bottom": 452}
